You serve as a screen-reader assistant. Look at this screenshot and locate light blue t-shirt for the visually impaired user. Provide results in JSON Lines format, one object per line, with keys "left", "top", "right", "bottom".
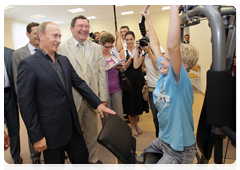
{"left": 153, "top": 57, "right": 196, "bottom": 151}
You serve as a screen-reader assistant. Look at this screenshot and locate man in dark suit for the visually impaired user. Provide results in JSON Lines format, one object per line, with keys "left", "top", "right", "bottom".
{"left": 12, "top": 22, "right": 41, "bottom": 164}
{"left": 4, "top": 47, "right": 22, "bottom": 164}
{"left": 17, "top": 21, "right": 115, "bottom": 164}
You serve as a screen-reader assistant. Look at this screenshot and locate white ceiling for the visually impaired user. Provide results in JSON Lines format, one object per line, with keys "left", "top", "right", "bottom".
{"left": 4, "top": 5, "right": 170, "bottom": 25}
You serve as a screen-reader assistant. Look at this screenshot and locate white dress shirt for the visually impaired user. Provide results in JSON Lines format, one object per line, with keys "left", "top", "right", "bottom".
{"left": 72, "top": 37, "right": 86, "bottom": 54}
{"left": 28, "top": 43, "right": 37, "bottom": 55}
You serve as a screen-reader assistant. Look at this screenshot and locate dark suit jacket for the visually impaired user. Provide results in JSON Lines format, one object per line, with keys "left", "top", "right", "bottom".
{"left": 4, "top": 47, "right": 17, "bottom": 102}
{"left": 17, "top": 49, "right": 102, "bottom": 149}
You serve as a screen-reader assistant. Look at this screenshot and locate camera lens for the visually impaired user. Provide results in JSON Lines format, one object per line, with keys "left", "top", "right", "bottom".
{"left": 140, "top": 40, "right": 147, "bottom": 47}
{"left": 139, "top": 37, "right": 149, "bottom": 47}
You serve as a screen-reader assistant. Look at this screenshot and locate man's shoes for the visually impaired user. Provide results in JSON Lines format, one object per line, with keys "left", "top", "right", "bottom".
{"left": 14, "top": 156, "right": 23, "bottom": 164}
{"left": 32, "top": 159, "right": 41, "bottom": 170}
{"left": 90, "top": 160, "right": 103, "bottom": 164}
{"left": 93, "top": 160, "right": 106, "bottom": 170}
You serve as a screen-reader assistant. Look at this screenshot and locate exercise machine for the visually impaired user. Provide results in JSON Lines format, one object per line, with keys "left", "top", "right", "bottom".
{"left": 97, "top": 5, "right": 236, "bottom": 164}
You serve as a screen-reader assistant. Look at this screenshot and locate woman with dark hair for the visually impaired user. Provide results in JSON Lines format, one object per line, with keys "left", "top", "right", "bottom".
{"left": 120, "top": 31, "right": 149, "bottom": 137}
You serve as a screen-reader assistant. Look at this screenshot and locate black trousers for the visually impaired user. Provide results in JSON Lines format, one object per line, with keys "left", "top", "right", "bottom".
{"left": 43, "top": 123, "right": 89, "bottom": 164}
{"left": 4, "top": 89, "right": 20, "bottom": 159}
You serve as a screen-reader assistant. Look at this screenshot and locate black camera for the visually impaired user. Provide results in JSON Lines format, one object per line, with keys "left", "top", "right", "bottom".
{"left": 138, "top": 15, "right": 149, "bottom": 47}
{"left": 89, "top": 32, "right": 99, "bottom": 44}
{"left": 139, "top": 37, "right": 149, "bottom": 47}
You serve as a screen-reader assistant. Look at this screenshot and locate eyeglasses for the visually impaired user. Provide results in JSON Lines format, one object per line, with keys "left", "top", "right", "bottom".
{"left": 75, "top": 24, "right": 90, "bottom": 29}
{"left": 103, "top": 45, "right": 114, "bottom": 49}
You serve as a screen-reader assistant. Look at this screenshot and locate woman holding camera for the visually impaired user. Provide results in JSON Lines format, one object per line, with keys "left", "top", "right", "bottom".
{"left": 120, "top": 31, "right": 149, "bottom": 137}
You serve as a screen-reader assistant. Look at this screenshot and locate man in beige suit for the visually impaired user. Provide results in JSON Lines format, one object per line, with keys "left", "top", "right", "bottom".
{"left": 12, "top": 22, "right": 41, "bottom": 164}
{"left": 58, "top": 15, "right": 107, "bottom": 164}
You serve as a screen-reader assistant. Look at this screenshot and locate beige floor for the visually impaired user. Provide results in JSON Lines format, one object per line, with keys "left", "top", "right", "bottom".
{"left": 4, "top": 87, "right": 236, "bottom": 164}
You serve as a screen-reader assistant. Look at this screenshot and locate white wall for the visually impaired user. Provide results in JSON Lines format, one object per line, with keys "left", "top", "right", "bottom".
{"left": 4, "top": 17, "right": 14, "bottom": 49}
{"left": 4, "top": 17, "right": 31, "bottom": 49}
{"left": 12, "top": 20, "right": 30, "bottom": 49}
{"left": 189, "top": 19, "right": 212, "bottom": 93}
{"left": 58, "top": 24, "right": 72, "bottom": 43}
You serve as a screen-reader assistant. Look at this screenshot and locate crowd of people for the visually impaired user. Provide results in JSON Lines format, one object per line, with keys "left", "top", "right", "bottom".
{"left": 4, "top": 5, "right": 200, "bottom": 164}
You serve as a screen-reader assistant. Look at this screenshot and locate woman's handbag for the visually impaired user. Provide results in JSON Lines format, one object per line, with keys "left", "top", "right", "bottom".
{"left": 118, "top": 71, "right": 132, "bottom": 91}
{"left": 142, "top": 85, "right": 149, "bottom": 101}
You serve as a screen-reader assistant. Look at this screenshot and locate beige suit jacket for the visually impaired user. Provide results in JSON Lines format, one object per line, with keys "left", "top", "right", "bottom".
{"left": 12, "top": 44, "right": 31, "bottom": 94}
{"left": 58, "top": 38, "right": 107, "bottom": 111}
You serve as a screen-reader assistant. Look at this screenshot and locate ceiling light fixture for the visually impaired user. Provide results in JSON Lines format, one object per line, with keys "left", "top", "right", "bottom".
{"left": 87, "top": 16, "right": 97, "bottom": 20}
{"left": 121, "top": 11, "right": 134, "bottom": 15}
{"left": 162, "top": 6, "right": 171, "bottom": 10}
{"left": 68, "top": 8, "right": 85, "bottom": 13}
{"left": 54, "top": 21, "right": 64, "bottom": 24}
{"left": 29, "top": 14, "right": 46, "bottom": 19}
{"left": 5, "top": 5, "right": 15, "bottom": 10}
{"left": 116, "top": 5, "right": 126, "bottom": 7}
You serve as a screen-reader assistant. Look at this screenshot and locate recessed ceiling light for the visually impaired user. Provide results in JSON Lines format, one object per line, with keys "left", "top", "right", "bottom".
{"left": 54, "top": 21, "right": 64, "bottom": 24}
{"left": 121, "top": 11, "right": 134, "bottom": 15}
{"left": 29, "top": 14, "right": 46, "bottom": 19}
{"left": 68, "top": 8, "right": 85, "bottom": 13}
{"left": 87, "top": 16, "right": 97, "bottom": 20}
{"left": 162, "top": 6, "right": 171, "bottom": 10}
{"left": 5, "top": 5, "right": 15, "bottom": 10}
{"left": 116, "top": 5, "right": 126, "bottom": 7}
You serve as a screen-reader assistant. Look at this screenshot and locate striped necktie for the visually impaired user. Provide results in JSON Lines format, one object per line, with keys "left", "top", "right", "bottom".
{"left": 77, "top": 43, "right": 88, "bottom": 82}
